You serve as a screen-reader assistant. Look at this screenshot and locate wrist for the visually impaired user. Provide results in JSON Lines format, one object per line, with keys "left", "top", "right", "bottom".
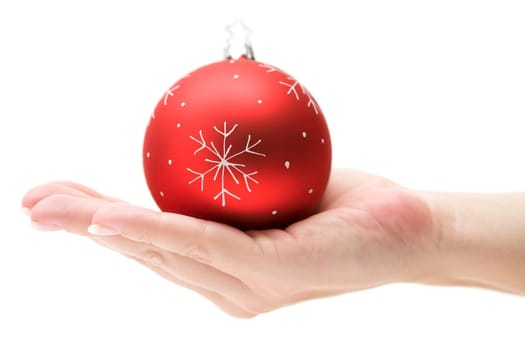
{"left": 415, "top": 191, "right": 525, "bottom": 294}
{"left": 403, "top": 190, "right": 457, "bottom": 286}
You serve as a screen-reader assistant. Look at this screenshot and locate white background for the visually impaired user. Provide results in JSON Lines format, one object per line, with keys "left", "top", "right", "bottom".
{"left": 1, "top": 0, "right": 524, "bottom": 349}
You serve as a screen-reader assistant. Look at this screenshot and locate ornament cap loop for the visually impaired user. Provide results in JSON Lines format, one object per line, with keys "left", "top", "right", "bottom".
{"left": 224, "top": 19, "right": 255, "bottom": 60}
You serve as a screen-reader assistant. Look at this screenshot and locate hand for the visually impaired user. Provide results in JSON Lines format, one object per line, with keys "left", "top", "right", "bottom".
{"left": 22, "top": 169, "right": 439, "bottom": 318}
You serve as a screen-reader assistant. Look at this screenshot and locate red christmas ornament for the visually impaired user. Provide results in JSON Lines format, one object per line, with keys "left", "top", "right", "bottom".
{"left": 143, "top": 26, "right": 331, "bottom": 229}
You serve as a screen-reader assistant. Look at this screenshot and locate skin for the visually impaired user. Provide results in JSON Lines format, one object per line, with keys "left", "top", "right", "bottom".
{"left": 21, "top": 169, "right": 525, "bottom": 318}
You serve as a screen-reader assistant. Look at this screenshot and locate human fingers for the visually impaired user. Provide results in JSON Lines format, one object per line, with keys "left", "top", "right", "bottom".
{"left": 131, "top": 257, "right": 256, "bottom": 318}
{"left": 90, "top": 203, "right": 264, "bottom": 282}
{"left": 45, "top": 181, "right": 118, "bottom": 201}
{"left": 24, "top": 188, "right": 261, "bottom": 316}
{"left": 22, "top": 181, "right": 118, "bottom": 209}
{"left": 30, "top": 194, "right": 109, "bottom": 234}
{"left": 90, "top": 234, "right": 268, "bottom": 315}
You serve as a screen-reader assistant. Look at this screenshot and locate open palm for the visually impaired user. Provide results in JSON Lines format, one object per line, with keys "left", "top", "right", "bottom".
{"left": 23, "top": 169, "right": 437, "bottom": 317}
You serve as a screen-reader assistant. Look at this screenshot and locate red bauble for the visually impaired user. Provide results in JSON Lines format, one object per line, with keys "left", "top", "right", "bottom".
{"left": 143, "top": 56, "right": 331, "bottom": 229}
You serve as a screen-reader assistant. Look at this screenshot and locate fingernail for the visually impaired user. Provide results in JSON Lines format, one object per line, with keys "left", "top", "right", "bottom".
{"left": 88, "top": 224, "right": 119, "bottom": 236}
{"left": 20, "top": 207, "right": 31, "bottom": 216}
{"left": 30, "top": 221, "right": 63, "bottom": 231}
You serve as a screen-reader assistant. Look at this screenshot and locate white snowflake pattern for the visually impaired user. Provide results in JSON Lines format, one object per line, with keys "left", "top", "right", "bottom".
{"left": 187, "top": 122, "right": 266, "bottom": 207}
{"left": 258, "top": 63, "right": 278, "bottom": 73}
{"left": 163, "top": 85, "right": 179, "bottom": 106}
{"left": 258, "top": 63, "right": 320, "bottom": 115}
{"left": 161, "top": 74, "right": 191, "bottom": 106}
{"left": 278, "top": 77, "right": 320, "bottom": 115}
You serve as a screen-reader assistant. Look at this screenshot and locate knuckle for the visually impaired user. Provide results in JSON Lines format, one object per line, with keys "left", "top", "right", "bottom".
{"left": 180, "top": 220, "right": 214, "bottom": 264}
{"left": 31, "top": 194, "right": 71, "bottom": 219}
{"left": 181, "top": 242, "right": 211, "bottom": 265}
{"left": 134, "top": 229, "right": 153, "bottom": 245}
{"left": 142, "top": 250, "right": 165, "bottom": 267}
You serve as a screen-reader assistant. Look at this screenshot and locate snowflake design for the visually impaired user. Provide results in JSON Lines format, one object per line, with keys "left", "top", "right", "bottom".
{"left": 162, "top": 74, "right": 191, "bottom": 106}
{"left": 258, "top": 63, "right": 278, "bottom": 73}
{"left": 258, "top": 63, "right": 320, "bottom": 115}
{"left": 163, "top": 85, "right": 179, "bottom": 106}
{"left": 187, "top": 122, "right": 266, "bottom": 207}
{"left": 279, "top": 77, "right": 320, "bottom": 115}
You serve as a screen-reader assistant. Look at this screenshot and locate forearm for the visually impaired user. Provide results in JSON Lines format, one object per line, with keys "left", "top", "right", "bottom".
{"left": 418, "top": 191, "right": 525, "bottom": 294}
